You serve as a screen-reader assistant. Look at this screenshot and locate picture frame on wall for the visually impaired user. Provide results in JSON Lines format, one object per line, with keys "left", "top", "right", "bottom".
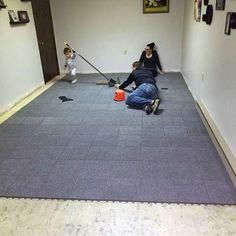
{"left": 0, "top": 0, "right": 7, "bottom": 8}
{"left": 143, "top": 0, "right": 169, "bottom": 14}
{"left": 194, "top": 0, "right": 202, "bottom": 22}
{"left": 18, "top": 11, "right": 29, "bottom": 23}
{"left": 8, "top": 10, "right": 19, "bottom": 22}
{"left": 224, "top": 12, "right": 232, "bottom": 35}
{"left": 204, "top": 0, "right": 209, "bottom": 6}
{"left": 216, "top": 0, "right": 225, "bottom": 10}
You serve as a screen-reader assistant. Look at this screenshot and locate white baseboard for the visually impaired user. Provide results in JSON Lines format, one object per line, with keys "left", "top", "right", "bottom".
{"left": 61, "top": 69, "right": 182, "bottom": 74}
{"left": 166, "top": 69, "right": 181, "bottom": 72}
{"left": 76, "top": 71, "right": 131, "bottom": 74}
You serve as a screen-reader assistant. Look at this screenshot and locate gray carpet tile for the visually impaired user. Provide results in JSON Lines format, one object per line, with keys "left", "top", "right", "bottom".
{"left": 35, "top": 146, "right": 67, "bottom": 160}
{"left": 0, "top": 159, "right": 31, "bottom": 176}
{"left": 21, "top": 117, "right": 45, "bottom": 125}
{"left": 165, "top": 148, "right": 200, "bottom": 164}
{"left": 93, "top": 134, "right": 118, "bottom": 147}
{"left": 163, "top": 183, "right": 210, "bottom": 204}
{"left": 111, "top": 146, "right": 143, "bottom": 161}
{"left": 141, "top": 128, "right": 165, "bottom": 138}
{"left": 109, "top": 161, "right": 140, "bottom": 179}
{"left": 164, "top": 126, "right": 188, "bottom": 136}
{"left": 139, "top": 147, "right": 170, "bottom": 161}
{"left": 119, "top": 126, "right": 142, "bottom": 136}
{"left": 22, "top": 159, "right": 59, "bottom": 176}
{"left": 74, "top": 124, "right": 100, "bottom": 135}
{"left": 104, "top": 178, "right": 139, "bottom": 201}
{"left": 141, "top": 136, "right": 171, "bottom": 147}
{"left": 81, "top": 160, "right": 112, "bottom": 179}
{"left": 117, "top": 135, "right": 141, "bottom": 148}
{"left": 97, "top": 125, "right": 120, "bottom": 136}
{"left": 86, "top": 146, "right": 116, "bottom": 161}
{"left": 140, "top": 160, "right": 169, "bottom": 179}
{"left": 0, "top": 175, "right": 18, "bottom": 194}
{"left": 204, "top": 180, "right": 236, "bottom": 204}
{"left": 48, "top": 160, "right": 88, "bottom": 180}
{"left": 68, "top": 134, "right": 96, "bottom": 146}
{"left": 3, "top": 116, "right": 26, "bottom": 124}
{"left": 0, "top": 72, "right": 235, "bottom": 204}
{"left": 62, "top": 144, "right": 91, "bottom": 160}
{"left": 0, "top": 124, "right": 41, "bottom": 135}
{"left": 5, "top": 175, "right": 48, "bottom": 197}
{"left": 38, "top": 176, "right": 77, "bottom": 199}
{"left": 139, "top": 178, "right": 173, "bottom": 202}
{"left": 8, "top": 146, "right": 40, "bottom": 160}
{"left": 71, "top": 178, "right": 107, "bottom": 199}
{"left": 28, "top": 134, "right": 73, "bottom": 147}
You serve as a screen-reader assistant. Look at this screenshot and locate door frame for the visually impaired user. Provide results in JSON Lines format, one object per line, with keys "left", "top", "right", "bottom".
{"left": 31, "top": 0, "right": 59, "bottom": 84}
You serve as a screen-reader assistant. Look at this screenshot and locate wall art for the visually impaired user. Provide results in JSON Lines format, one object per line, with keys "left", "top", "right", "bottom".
{"left": 143, "top": 0, "right": 169, "bottom": 14}
{"left": 194, "top": 0, "right": 202, "bottom": 22}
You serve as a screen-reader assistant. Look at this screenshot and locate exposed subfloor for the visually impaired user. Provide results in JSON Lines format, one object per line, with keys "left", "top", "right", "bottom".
{"left": 0, "top": 198, "right": 236, "bottom": 236}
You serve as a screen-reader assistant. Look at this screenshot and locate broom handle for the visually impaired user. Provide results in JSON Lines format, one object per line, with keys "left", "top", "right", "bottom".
{"left": 64, "top": 42, "right": 110, "bottom": 81}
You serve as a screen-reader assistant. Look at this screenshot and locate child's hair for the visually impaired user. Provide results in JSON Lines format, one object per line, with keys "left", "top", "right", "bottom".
{"left": 63, "top": 47, "right": 72, "bottom": 55}
{"left": 132, "top": 61, "right": 141, "bottom": 68}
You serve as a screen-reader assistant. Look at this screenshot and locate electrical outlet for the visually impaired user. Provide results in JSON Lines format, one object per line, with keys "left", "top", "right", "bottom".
{"left": 124, "top": 50, "right": 127, "bottom": 55}
{"left": 201, "top": 73, "right": 204, "bottom": 82}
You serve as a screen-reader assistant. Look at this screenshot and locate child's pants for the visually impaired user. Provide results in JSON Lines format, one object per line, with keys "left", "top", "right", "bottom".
{"left": 64, "top": 68, "right": 77, "bottom": 82}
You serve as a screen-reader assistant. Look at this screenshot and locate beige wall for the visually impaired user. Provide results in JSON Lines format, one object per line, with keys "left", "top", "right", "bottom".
{"left": 0, "top": 0, "right": 44, "bottom": 113}
{"left": 50, "top": 0, "right": 185, "bottom": 73}
{"left": 182, "top": 1, "right": 236, "bottom": 167}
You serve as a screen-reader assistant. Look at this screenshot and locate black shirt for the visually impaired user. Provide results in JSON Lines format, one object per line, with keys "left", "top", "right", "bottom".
{"left": 139, "top": 50, "right": 162, "bottom": 76}
{"left": 119, "top": 67, "right": 157, "bottom": 90}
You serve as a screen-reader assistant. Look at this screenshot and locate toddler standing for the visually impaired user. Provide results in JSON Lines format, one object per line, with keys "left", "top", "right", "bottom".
{"left": 63, "top": 47, "right": 77, "bottom": 84}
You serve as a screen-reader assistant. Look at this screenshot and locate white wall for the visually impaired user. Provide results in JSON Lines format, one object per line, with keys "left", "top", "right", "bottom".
{"left": 182, "top": 1, "right": 236, "bottom": 163}
{"left": 0, "top": 0, "right": 44, "bottom": 113}
{"left": 50, "top": 0, "right": 185, "bottom": 73}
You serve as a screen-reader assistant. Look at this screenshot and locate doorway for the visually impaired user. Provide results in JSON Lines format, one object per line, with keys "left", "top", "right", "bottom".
{"left": 31, "top": 0, "right": 59, "bottom": 83}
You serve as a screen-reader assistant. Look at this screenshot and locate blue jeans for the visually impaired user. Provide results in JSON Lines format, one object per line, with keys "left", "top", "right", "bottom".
{"left": 126, "top": 83, "right": 158, "bottom": 109}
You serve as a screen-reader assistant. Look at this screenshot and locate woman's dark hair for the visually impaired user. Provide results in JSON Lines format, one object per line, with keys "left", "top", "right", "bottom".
{"left": 146, "top": 42, "right": 155, "bottom": 50}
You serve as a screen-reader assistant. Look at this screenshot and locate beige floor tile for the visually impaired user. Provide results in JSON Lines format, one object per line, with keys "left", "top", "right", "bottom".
{"left": 0, "top": 198, "right": 235, "bottom": 236}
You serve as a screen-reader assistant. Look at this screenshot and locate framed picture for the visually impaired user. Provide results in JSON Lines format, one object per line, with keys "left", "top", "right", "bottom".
{"left": 18, "top": 11, "right": 29, "bottom": 23}
{"left": 216, "top": 0, "right": 225, "bottom": 10}
{"left": 202, "top": 5, "right": 213, "bottom": 25}
{"left": 194, "top": 0, "right": 202, "bottom": 22}
{"left": 143, "top": 0, "right": 169, "bottom": 14}
{"left": 225, "top": 12, "right": 232, "bottom": 35}
{"left": 230, "top": 13, "right": 236, "bottom": 29}
{"left": 8, "top": 10, "right": 19, "bottom": 22}
{"left": 204, "top": 0, "right": 209, "bottom": 6}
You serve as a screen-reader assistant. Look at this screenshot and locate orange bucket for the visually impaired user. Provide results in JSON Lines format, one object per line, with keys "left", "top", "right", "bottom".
{"left": 113, "top": 89, "right": 125, "bottom": 101}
